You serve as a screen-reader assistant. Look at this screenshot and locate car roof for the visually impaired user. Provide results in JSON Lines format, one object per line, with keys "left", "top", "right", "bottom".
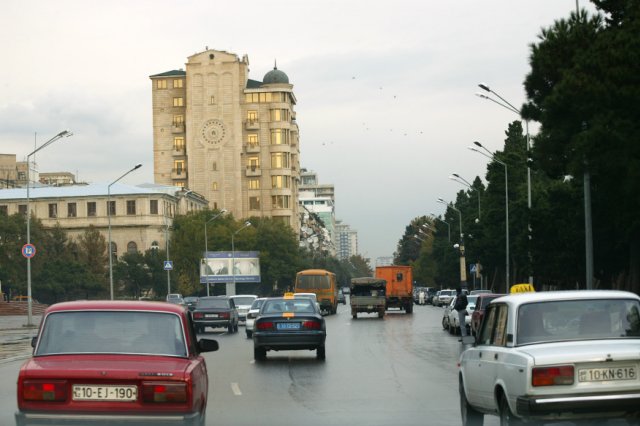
{"left": 199, "top": 295, "right": 230, "bottom": 300}
{"left": 45, "top": 300, "right": 185, "bottom": 315}
{"left": 491, "top": 290, "right": 640, "bottom": 307}
{"left": 230, "top": 294, "right": 258, "bottom": 298}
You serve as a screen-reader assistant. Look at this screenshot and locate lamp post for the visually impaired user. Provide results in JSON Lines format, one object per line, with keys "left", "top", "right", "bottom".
{"left": 450, "top": 173, "right": 481, "bottom": 221}
{"left": 477, "top": 83, "right": 532, "bottom": 285}
{"left": 25, "top": 130, "right": 73, "bottom": 326}
{"left": 108, "top": 163, "right": 142, "bottom": 300}
{"left": 429, "top": 212, "right": 450, "bottom": 242}
{"left": 437, "top": 198, "right": 466, "bottom": 287}
{"left": 230, "top": 221, "right": 251, "bottom": 296}
{"left": 469, "top": 141, "right": 510, "bottom": 292}
{"left": 204, "top": 209, "right": 227, "bottom": 296}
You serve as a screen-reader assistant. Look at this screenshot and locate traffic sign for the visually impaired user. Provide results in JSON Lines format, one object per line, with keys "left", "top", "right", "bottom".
{"left": 164, "top": 261, "right": 173, "bottom": 271}
{"left": 469, "top": 264, "right": 476, "bottom": 274}
{"left": 22, "top": 244, "right": 36, "bottom": 259}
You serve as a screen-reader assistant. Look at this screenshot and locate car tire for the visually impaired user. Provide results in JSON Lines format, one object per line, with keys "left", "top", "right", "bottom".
{"left": 459, "top": 378, "right": 483, "bottom": 426}
{"left": 234, "top": 322, "right": 239, "bottom": 333}
{"left": 442, "top": 317, "right": 448, "bottom": 330}
{"left": 228, "top": 323, "right": 234, "bottom": 333}
{"left": 316, "top": 345, "right": 326, "bottom": 360}
{"left": 499, "top": 392, "right": 523, "bottom": 426}
{"left": 246, "top": 330, "right": 252, "bottom": 339}
{"left": 254, "top": 346, "right": 266, "bottom": 361}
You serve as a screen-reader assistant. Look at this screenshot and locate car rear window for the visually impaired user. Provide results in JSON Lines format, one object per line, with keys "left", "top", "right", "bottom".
{"left": 232, "top": 297, "right": 256, "bottom": 306}
{"left": 35, "top": 311, "right": 186, "bottom": 357}
{"left": 262, "top": 299, "right": 315, "bottom": 314}
{"left": 198, "top": 298, "right": 230, "bottom": 309}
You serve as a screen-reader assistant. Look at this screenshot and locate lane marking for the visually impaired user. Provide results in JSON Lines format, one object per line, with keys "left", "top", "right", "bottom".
{"left": 230, "top": 382, "right": 242, "bottom": 396}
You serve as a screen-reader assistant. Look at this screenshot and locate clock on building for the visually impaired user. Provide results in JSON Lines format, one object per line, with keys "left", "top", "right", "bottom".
{"left": 200, "top": 119, "right": 227, "bottom": 145}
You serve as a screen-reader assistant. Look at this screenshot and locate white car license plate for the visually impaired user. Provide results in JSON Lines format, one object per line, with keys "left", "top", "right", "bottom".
{"left": 578, "top": 366, "right": 637, "bottom": 382}
{"left": 72, "top": 385, "right": 137, "bottom": 401}
{"left": 277, "top": 322, "right": 300, "bottom": 330}
{"left": 205, "top": 314, "right": 218, "bottom": 318}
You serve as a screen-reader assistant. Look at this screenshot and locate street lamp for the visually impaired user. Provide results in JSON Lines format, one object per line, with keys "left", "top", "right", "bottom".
{"left": 437, "top": 198, "right": 462, "bottom": 239}
{"left": 437, "top": 198, "right": 466, "bottom": 287}
{"left": 108, "top": 163, "right": 142, "bottom": 300}
{"left": 477, "top": 83, "right": 532, "bottom": 285}
{"left": 450, "top": 173, "right": 481, "bottom": 221}
{"left": 429, "top": 212, "right": 450, "bottom": 242}
{"left": 204, "top": 209, "right": 227, "bottom": 296}
{"left": 25, "top": 130, "right": 73, "bottom": 326}
{"left": 469, "top": 141, "right": 510, "bottom": 292}
{"left": 230, "top": 221, "right": 252, "bottom": 296}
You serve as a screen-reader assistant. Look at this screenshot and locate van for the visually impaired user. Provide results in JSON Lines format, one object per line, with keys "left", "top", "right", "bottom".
{"left": 294, "top": 269, "right": 338, "bottom": 314}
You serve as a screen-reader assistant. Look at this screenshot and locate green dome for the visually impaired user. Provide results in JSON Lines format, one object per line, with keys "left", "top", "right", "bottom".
{"left": 263, "top": 65, "right": 289, "bottom": 84}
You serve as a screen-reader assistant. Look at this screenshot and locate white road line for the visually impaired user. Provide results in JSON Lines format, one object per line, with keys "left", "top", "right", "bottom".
{"left": 230, "top": 382, "right": 242, "bottom": 396}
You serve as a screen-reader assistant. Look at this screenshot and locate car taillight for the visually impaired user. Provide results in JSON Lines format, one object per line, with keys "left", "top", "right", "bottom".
{"left": 22, "top": 380, "right": 67, "bottom": 402}
{"left": 141, "top": 382, "right": 187, "bottom": 403}
{"left": 256, "top": 321, "right": 274, "bottom": 330}
{"left": 532, "top": 366, "right": 574, "bottom": 386}
{"left": 220, "top": 312, "right": 230, "bottom": 319}
{"left": 302, "top": 320, "right": 322, "bottom": 330}
{"left": 193, "top": 312, "right": 203, "bottom": 319}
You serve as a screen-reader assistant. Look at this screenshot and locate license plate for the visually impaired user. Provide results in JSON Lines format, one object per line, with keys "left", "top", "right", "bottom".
{"left": 73, "top": 385, "right": 137, "bottom": 401}
{"left": 205, "top": 314, "right": 218, "bottom": 318}
{"left": 578, "top": 366, "right": 637, "bottom": 382}
{"left": 277, "top": 322, "right": 300, "bottom": 330}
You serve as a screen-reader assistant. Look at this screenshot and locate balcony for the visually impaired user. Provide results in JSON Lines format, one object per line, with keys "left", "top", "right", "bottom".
{"left": 171, "top": 168, "right": 187, "bottom": 180}
{"left": 172, "top": 124, "right": 185, "bottom": 133}
{"left": 245, "top": 120, "right": 259, "bottom": 130}
{"left": 246, "top": 143, "right": 260, "bottom": 153}
{"left": 172, "top": 146, "right": 186, "bottom": 156}
{"left": 245, "top": 165, "right": 261, "bottom": 177}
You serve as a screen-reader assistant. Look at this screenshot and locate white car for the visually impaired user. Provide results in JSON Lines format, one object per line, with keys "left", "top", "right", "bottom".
{"left": 459, "top": 290, "right": 640, "bottom": 425}
{"left": 436, "top": 289, "right": 456, "bottom": 307}
{"left": 442, "top": 297, "right": 456, "bottom": 331}
{"left": 450, "top": 295, "right": 478, "bottom": 335}
{"left": 229, "top": 294, "right": 258, "bottom": 324}
{"left": 294, "top": 292, "right": 321, "bottom": 311}
{"left": 245, "top": 297, "right": 267, "bottom": 338}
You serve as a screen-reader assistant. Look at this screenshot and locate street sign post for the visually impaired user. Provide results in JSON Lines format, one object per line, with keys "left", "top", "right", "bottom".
{"left": 164, "top": 261, "right": 173, "bottom": 271}
{"left": 22, "top": 244, "right": 36, "bottom": 259}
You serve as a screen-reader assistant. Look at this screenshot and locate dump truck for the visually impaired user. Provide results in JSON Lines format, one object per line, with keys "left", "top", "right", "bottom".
{"left": 350, "top": 277, "right": 386, "bottom": 319}
{"left": 375, "top": 265, "right": 413, "bottom": 314}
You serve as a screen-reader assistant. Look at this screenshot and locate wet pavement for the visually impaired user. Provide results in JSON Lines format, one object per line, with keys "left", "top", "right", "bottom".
{"left": 0, "top": 316, "right": 40, "bottom": 363}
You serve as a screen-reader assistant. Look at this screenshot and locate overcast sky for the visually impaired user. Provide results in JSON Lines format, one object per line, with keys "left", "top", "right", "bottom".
{"left": 1, "top": 0, "right": 597, "bottom": 262}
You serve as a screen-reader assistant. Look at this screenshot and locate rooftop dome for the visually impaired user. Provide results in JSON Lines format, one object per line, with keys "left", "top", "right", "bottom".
{"left": 263, "top": 63, "right": 289, "bottom": 84}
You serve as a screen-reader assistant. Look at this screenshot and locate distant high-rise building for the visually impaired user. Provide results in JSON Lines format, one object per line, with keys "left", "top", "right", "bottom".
{"left": 336, "top": 220, "right": 358, "bottom": 260}
{"left": 150, "top": 49, "right": 300, "bottom": 231}
{"left": 376, "top": 257, "right": 394, "bottom": 267}
{"left": 298, "top": 169, "right": 336, "bottom": 254}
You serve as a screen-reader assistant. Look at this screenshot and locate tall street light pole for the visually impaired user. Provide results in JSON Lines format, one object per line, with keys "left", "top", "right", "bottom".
{"left": 437, "top": 198, "right": 466, "bottom": 287}
{"left": 450, "top": 173, "right": 481, "bottom": 221}
{"left": 25, "top": 130, "right": 73, "bottom": 326}
{"left": 230, "top": 221, "right": 252, "bottom": 296}
{"left": 469, "top": 141, "right": 510, "bottom": 292}
{"left": 204, "top": 209, "right": 227, "bottom": 296}
{"left": 477, "top": 83, "right": 532, "bottom": 285}
{"left": 108, "top": 163, "right": 142, "bottom": 300}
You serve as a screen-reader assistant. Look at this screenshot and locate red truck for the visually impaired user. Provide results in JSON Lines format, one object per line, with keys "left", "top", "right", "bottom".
{"left": 375, "top": 266, "right": 413, "bottom": 314}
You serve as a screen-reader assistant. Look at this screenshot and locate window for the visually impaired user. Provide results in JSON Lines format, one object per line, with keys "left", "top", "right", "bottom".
{"left": 247, "top": 110, "right": 258, "bottom": 122}
{"left": 271, "top": 152, "right": 290, "bottom": 169}
{"left": 18, "top": 204, "right": 27, "bottom": 215}
{"left": 127, "top": 241, "right": 138, "bottom": 254}
{"left": 247, "top": 134, "right": 259, "bottom": 148}
{"left": 174, "top": 160, "right": 185, "bottom": 175}
{"left": 150, "top": 200, "right": 158, "bottom": 215}
{"left": 271, "top": 175, "right": 290, "bottom": 189}
{"left": 212, "top": 161, "right": 217, "bottom": 171}
{"left": 248, "top": 156, "right": 260, "bottom": 170}
{"left": 272, "top": 195, "right": 290, "bottom": 209}
{"left": 87, "top": 202, "right": 96, "bottom": 217}
{"left": 48, "top": 203, "right": 58, "bottom": 218}
{"left": 270, "top": 129, "right": 289, "bottom": 145}
{"left": 173, "top": 136, "right": 185, "bottom": 151}
{"left": 126, "top": 200, "right": 136, "bottom": 215}
{"left": 172, "top": 115, "right": 184, "bottom": 126}
{"left": 209, "top": 95, "right": 215, "bottom": 105}
{"left": 212, "top": 182, "right": 218, "bottom": 190}
{"left": 107, "top": 200, "right": 116, "bottom": 216}
{"left": 67, "top": 202, "right": 77, "bottom": 218}
{"left": 270, "top": 109, "right": 289, "bottom": 122}
{"left": 249, "top": 196, "right": 260, "bottom": 210}
{"left": 245, "top": 93, "right": 273, "bottom": 103}
{"left": 156, "top": 79, "right": 167, "bottom": 89}
{"left": 173, "top": 79, "right": 183, "bottom": 88}
{"left": 175, "top": 181, "right": 185, "bottom": 188}
{"left": 173, "top": 97, "right": 184, "bottom": 107}
{"left": 273, "top": 215, "right": 290, "bottom": 225}
{"left": 248, "top": 178, "right": 260, "bottom": 189}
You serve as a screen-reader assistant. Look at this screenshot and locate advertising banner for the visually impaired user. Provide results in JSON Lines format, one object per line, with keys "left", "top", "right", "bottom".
{"left": 200, "top": 251, "right": 261, "bottom": 283}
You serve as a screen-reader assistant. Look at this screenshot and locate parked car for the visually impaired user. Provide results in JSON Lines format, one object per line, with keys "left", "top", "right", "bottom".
{"left": 192, "top": 296, "right": 239, "bottom": 333}
{"left": 450, "top": 295, "right": 478, "bottom": 335}
{"left": 253, "top": 295, "right": 326, "bottom": 360}
{"left": 442, "top": 297, "right": 456, "bottom": 331}
{"left": 166, "top": 293, "right": 185, "bottom": 306}
{"left": 16, "top": 300, "right": 219, "bottom": 426}
{"left": 245, "top": 297, "right": 268, "bottom": 338}
{"left": 436, "top": 289, "right": 455, "bottom": 307}
{"left": 470, "top": 293, "right": 504, "bottom": 336}
{"left": 459, "top": 290, "right": 640, "bottom": 425}
{"left": 229, "top": 294, "right": 258, "bottom": 324}
{"left": 337, "top": 288, "right": 346, "bottom": 305}
{"left": 469, "top": 289, "right": 492, "bottom": 295}
{"left": 183, "top": 296, "right": 199, "bottom": 311}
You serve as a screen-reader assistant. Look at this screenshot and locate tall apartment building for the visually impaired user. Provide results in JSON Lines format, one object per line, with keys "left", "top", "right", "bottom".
{"left": 335, "top": 220, "right": 358, "bottom": 260}
{"left": 150, "top": 49, "right": 300, "bottom": 231}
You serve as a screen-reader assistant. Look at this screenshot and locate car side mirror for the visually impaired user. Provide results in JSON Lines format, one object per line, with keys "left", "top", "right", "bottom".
{"left": 198, "top": 338, "right": 219, "bottom": 353}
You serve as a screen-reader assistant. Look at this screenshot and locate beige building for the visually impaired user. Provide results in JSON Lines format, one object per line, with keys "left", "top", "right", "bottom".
{"left": 0, "top": 154, "right": 18, "bottom": 188}
{"left": 149, "top": 49, "right": 300, "bottom": 231}
{"left": 0, "top": 183, "right": 206, "bottom": 258}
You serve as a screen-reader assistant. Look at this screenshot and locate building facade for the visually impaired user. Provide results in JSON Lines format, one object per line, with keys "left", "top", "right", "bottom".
{"left": 335, "top": 220, "right": 358, "bottom": 260}
{"left": 150, "top": 49, "right": 300, "bottom": 231}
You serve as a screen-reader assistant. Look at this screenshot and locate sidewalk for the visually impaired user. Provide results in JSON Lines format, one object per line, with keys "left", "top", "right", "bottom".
{"left": 0, "top": 315, "right": 41, "bottom": 363}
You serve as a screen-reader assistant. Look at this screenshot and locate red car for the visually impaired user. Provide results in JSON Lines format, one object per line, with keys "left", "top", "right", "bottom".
{"left": 16, "top": 300, "right": 219, "bottom": 426}
{"left": 469, "top": 293, "right": 504, "bottom": 336}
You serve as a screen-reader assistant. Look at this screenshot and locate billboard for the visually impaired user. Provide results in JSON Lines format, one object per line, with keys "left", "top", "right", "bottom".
{"left": 200, "top": 251, "right": 261, "bottom": 283}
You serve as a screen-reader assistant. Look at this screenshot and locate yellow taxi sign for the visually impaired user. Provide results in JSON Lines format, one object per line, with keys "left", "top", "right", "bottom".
{"left": 283, "top": 292, "right": 295, "bottom": 299}
{"left": 282, "top": 312, "right": 295, "bottom": 318}
{"left": 510, "top": 283, "right": 535, "bottom": 293}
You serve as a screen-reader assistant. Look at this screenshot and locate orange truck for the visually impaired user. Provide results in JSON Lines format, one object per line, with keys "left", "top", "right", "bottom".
{"left": 375, "top": 265, "right": 413, "bottom": 314}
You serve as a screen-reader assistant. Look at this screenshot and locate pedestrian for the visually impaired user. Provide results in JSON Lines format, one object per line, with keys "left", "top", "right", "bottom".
{"left": 418, "top": 289, "right": 425, "bottom": 305}
{"left": 454, "top": 287, "right": 469, "bottom": 340}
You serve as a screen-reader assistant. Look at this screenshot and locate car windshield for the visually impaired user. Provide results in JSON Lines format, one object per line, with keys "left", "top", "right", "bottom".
{"left": 517, "top": 298, "right": 640, "bottom": 345}
{"left": 35, "top": 311, "right": 187, "bottom": 357}
{"left": 232, "top": 296, "right": 256, "bottom": 306}
{"left": 250, "top": 299, "right": 266, "bottom": 310}
{"left": 198, "top": 298, "right": 230, "bottom": 309}
{"left": 466, "top": 295, "right": 478, "bottom": 310}
{"left": 262, "top": 299, "right": 315, "bottom": 314}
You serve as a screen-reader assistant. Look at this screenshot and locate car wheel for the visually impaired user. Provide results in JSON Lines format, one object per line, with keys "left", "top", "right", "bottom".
{"left": 459, "top": 378, "right": 483, "bottom": 426}
{"left": 228, "top": 323, "right": 234, "bottom": 333}
{"left": 442, "top": 317, "right": 448, "bottom": 330}
{"left": 316, "top": 345, "right": 326, "bottom": 360}
{"left": 246, "top": 330, "right": 252, "bottom": 339}
{"left": 254, "top": 346, "right": 266, "bottom": 361}
{"left": 499, "top": 392, "right": 523, "bottom": 426}
{"left": 234, "top": 322, "right": 239, "bottom": 333}
{"left": 449, "top": 322, "right": 455, "bottom": 335}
